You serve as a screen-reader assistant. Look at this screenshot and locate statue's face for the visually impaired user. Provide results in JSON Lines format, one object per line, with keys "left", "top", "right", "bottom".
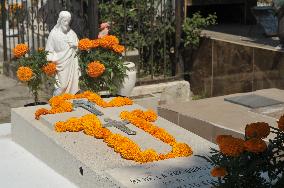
{"left": 60, "top": 17, "right": 71, "bottom": 33}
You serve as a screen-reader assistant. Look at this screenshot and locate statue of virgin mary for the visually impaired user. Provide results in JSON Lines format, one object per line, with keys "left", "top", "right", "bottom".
{"left": 45, "top": 11, "right": 81, "bottom": 96}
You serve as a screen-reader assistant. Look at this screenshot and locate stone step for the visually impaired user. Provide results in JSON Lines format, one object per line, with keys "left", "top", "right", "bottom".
{"left": 158, "top": 88, "right": 284, "bottom": 144}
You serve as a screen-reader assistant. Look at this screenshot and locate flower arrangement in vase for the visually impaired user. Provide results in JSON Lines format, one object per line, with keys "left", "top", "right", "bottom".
{"left": 77, "top": 35, "right": 127, "bottom": 95}
{"left": 13, "top": 44, "right": 56, "bottom": 104}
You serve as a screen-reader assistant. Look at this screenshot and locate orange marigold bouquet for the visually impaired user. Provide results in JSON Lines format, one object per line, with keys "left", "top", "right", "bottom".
{"left": 197, "top": 119, "right": 284, "bottom": 187}
{"left": 77, "top": 35, "right": 127, "bottom": 94}
{"left": 13, "top": 44, "right": 54, "bottom": 103}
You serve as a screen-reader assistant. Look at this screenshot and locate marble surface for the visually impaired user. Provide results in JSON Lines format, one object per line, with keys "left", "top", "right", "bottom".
{"left": 0, "top": 123, "right": 77, "bottom": 188}
{"left": 12, "top": 100, "right": 217, "bottom": 187}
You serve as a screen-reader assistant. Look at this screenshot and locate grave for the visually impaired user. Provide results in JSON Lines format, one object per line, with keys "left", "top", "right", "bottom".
{"left": 11, "top": 99, "right": 216, "bottom": 188}
{"left": 158, "top": 88, "right": 284, "bottom": 144}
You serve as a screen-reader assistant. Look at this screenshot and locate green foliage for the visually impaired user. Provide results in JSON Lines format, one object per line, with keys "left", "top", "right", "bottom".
{"left": 99, "top": 1, "right": 218, "bottom": 78}
{"left": 78, "top": 46, "right": 127, "bottom": 94}
{"left": 15, "top": 49, "right": 50, "bottom": 102}
{"left": 191, "top": 90, "right": 209, "bottom": 100}
{"left": 99, "top": 0, "right": 175, "bottom": 77}
{"left": 182, "top": 12, "right": 217, "bottom": 48}
{"left": 199, "top": 149, "right": 271, "bottom": 187}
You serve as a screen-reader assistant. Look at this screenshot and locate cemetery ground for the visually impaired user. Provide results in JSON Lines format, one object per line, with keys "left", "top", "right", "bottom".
{"left": 0, "top": 73, "right": 49, "bottom": 123}
{"left": 1, "top": 21, "right": 284, "bottom": 188}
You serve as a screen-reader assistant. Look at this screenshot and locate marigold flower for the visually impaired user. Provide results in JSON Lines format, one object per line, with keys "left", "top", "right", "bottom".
{"left": 49, "top": 99, "right": 73, "bottom": 114}
{"left": 216, "top": 135, "right": 233, "bottom": 145}
{"left": 135, "top": 149, "right": 159, "bottom": 163}
{"left": 35, "top": 108, "right": 49, "bottom": 120}
{"left": 244, "top": 138, "right": 267, "bottom": 153}
{"left": 218, "top": 137, "right": 244, "bottom": 157}
{"left": 245, "top": 122, "right": 270, "bottom": 139}
{"left": 91, "top": 39, "right": 100, "bottom": 48}
{"left": 144, "top": 110, "right": 158, "bottom": 122}
{"left": 171, "top": 142, "right": 193, "bottom": 157}
{"left": 98, "top": 35, "right": 120, "bottom": 49}
{"left": 42, "top": 62, "right": 57, "bottom": 76}
{"left": 112, "top": 44, "right": 125, "bottom": 53}
{"left": 211, "top": 167, "right": 228, "bottom": 177}
{"left": 102, "top": 35, "right": 119, "bottom": 46}
{"left": 278, "top": 115, "right": 284, "bottom": 131}
{"left": 87, "top": 61, "right": 105, "bottom": 78}
{"left": 17, "top": 66, "right": 33, "bottom": 82}
{"left": 78, "top": 38, "right": 92, "bottom": 51}
{"left": 38, "top": 47, "right": 44, "bottom": 52}
{"left": 49, "top": 99, "right": 194, "bottom": 163}
{"left": 108, "top": 97, "right": 133, "bottom": 107}
{"left": 13, "top": 43, "right": 29, "bottom": 58}
{"left": 35, "top": 92, "right": 133, "bottom": 120}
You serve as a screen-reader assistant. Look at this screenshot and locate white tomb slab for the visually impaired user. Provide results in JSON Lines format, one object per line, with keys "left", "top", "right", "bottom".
{"left": 106, "top": 157, "right": 212, "bottom": 188}
{"left": 11, "top": 100, "right": 216, "bottom": 188}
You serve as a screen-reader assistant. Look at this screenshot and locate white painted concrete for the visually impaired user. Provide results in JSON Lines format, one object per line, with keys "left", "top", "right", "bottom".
{"left": 0, "top": 123, "right": 77, "bottom": 188}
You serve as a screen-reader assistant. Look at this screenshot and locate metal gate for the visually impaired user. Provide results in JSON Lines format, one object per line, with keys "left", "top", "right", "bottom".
{"left": 1, "top": 0, "right": 184, "bottom": 83}
{"left": 1, "top": 0, "right": 98, "bottom": 61}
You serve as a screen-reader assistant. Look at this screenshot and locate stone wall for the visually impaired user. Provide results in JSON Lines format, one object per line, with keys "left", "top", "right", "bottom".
{"left": 188, "top": 38, "right": 284, "bottom": 97}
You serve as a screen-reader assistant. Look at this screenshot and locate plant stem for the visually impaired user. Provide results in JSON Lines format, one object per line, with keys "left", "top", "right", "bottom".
{"left": 34, "top": 91, "right": 39, "bottom": 103}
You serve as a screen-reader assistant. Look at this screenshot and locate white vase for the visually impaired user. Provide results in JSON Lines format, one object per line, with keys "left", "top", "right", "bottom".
{"left": 118, "top": 61, "right": 136, "bottom": 96}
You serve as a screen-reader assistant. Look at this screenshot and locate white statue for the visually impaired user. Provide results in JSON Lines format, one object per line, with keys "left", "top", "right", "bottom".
{"left": 45, "top": 11, "right": 81, "bottom": 96}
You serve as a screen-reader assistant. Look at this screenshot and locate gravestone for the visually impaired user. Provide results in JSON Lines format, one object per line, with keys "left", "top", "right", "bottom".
{"left": 11, "top": 98, "right": 216, "bottom": 188}
{"left": 224, "top": 94, "right": 284, "bottom": 108}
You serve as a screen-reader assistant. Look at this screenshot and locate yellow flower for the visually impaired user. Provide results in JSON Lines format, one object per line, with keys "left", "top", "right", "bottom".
{"left": 245, "top": 122, "right": 270, "bottom": 139}
{"left": 101, "top": 35, "right": 119, "bottom": 47}
{"left": 112, "top": 45, "right": 125, "bottom": 53}
{"left": 91, "top": 39, "right": 100, "bottom": 48}
{"left": 277, "top": 115, "right": 284, "bottom": 131}
{"left": 35, "top": 108, "right": 49, "bottom": 120}
{"left": 17, "top": 66, "right": 33, "bottom": 82}
{"left": 87, "top": 61, "right": 105, "bottom": 78}
{"left": 216, "top": 135, "right": 233, "bottom": 145}
{"left": 33, "top": 92, "right": 192, "bottom": 163}
{"left": 38, "top": 47, "right": 44, "bottom": 52}
{"left": 42, "top": 62, "right": 57, "bottom": 76}
{"left": 218, "top": 137, "right": 245, "bottom": 157}
{"left": 244, "top": 138, "right": 267, "bottom": 153}
{"left": 211, "top": 167, "right": 228, "bottom": 177}
{"left": 171, "top": 142, "right": 193, "bottom": 157}
{"left": 13, "top": 44, "right": 29, "bottom": 58}
{"left": 78, "top": 38, "right": 92, "bottom": 51}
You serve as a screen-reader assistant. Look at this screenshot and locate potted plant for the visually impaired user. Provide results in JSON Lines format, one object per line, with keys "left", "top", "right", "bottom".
{"left": 197, "top": 118, "right": 284, "bottom": 187}
{"left": 13, "top": 44, "right": 56, "bottom": 105}
{"left": 77, "top": 35, "right": 127, "bottom": 96}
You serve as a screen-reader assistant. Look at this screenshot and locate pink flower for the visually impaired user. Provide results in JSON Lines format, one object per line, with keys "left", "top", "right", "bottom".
{"left": 100, "top": 22, "right": 110, "bottom": 30}
{"left": 98, "top": 28, "right": 109, "bottom": 38}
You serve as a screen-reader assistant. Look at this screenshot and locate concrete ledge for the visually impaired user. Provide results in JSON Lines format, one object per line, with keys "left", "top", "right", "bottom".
{"left": 131, "top": 80, "right": 190, "bottom": 99}
{"left": 158, "top": 89, "right": 284, "bottom": 144}
{"left": 131, "top": 80, "right": 191, "bottom": 111}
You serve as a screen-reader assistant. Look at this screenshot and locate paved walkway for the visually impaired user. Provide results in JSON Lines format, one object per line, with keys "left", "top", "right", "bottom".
{"left": 0, "top": 74, "right": 49, "bottom": 123}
